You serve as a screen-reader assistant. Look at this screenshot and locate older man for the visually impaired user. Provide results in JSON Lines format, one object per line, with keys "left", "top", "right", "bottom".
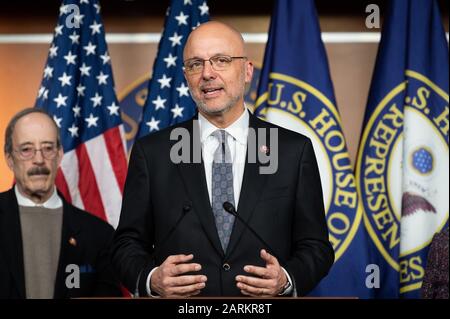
{"left": 0, "top": 108, "right": 121, "bottom": 299}
{"left": 112, "top": 21, "right": 334, "bottom": 297}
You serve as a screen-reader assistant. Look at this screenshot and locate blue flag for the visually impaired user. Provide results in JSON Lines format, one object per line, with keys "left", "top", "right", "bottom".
{"left": 137, "top": 0, "right": 209, "bottom": 138}
{"left": 254, "top": 0, "right": 373, "bottom": 298}
{"left": 355, "top": 0, "right": 449, "bottom": 298}
{"left": 35, "top": 0, "right": 128, "bottom": 228}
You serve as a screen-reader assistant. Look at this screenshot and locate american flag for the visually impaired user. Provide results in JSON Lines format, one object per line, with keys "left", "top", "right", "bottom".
{"left": 35, "top": 0, "right": 127, "bottom": 228}
{"left": 136, "top": 0, "right": 210, "bottom": 138}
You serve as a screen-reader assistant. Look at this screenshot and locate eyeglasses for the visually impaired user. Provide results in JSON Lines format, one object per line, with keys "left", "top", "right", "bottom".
{"left": 13, "top": 144, "right": 59, "bottom": 160}
{"left": 183, "top": 55, "right": 247, "bottom": 75}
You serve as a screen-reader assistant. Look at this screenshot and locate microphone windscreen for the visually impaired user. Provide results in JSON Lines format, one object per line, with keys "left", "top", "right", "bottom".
{"left": 223, "top": 201, "right": 235, "bottom": 214}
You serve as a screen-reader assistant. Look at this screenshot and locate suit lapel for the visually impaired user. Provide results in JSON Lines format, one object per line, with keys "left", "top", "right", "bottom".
{"left": 175, "top": 119, "right": 225, "bottom": 257}
{"left": 225, "top": 113, "right": 270, "bottom": 258}
{"left": 53, "top": 200, "right": 81, "bottom": 299}
{"left": 0, "top": 189, "right": 26, "bottom": 298}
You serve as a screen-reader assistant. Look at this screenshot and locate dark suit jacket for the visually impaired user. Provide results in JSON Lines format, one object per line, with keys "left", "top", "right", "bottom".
{"left": 0, "top": 188, "right": 122, "bottom": 299}
{"left": 112, "top": 112, "right": 334, "bottom": 296}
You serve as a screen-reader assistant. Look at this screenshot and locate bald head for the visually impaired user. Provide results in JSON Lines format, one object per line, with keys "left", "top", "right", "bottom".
{"left": 183, "top": 21, "right": 246, "bottom": 60}
{"left": 182, "top": 21, "right": 253, "bottom": 127}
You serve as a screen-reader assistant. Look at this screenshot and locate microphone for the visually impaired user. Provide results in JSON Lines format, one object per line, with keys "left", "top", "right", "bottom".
{"left": 138, "top": 202, "right": 192, "bottom": 296}
{"left": 223, "top": 202, "right": 284, "bottom": 264}
{"left": 223, "top": 201, "right": 296, "bottom": 295}
{"left": 152, "top": 202, "right": 192, "bottom": 261}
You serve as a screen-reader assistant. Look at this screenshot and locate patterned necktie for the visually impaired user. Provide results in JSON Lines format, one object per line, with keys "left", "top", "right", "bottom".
{"left": 211, "top": 129, "right": 235, "bottom": 252}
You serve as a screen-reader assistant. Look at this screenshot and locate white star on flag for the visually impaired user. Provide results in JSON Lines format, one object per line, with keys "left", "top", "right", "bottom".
{"left": 44, "top": 66, "right": 53, "bottom": 79}
{"left": 58, "top": 72, "right": 72, "bottom": 87}
{"left": 63, "top": 51, "right": 77, "bottom": 65}
{"left": 169, "top": 32, "right": 183, "bottom": 47}
{"left": 176, "top": 82, "right": 190, "bottom": 97}
{"left": 69, "top": 31, "right": 80, "bottom": 44}
{"left": 53, "top": 115, "right": 63, "bottom": 128}
{"left": 54, "top": 24, "right": 63, "bottom": 36}
{"left": 76, "top": 84, "right": 86, "bottom": 96}
{"left": 107, "top": 102, "right": 120, "bottom": 116}
{"left": 100, "top": 52, "right": 110, "bottom": 64}
{"left": 73, "top": 105, "right": 81, "bottom": 117}
{"left": 90, "top": 92, "right": 103, "bottom": 107}
{"left": 38, "top": 86, "right": 46, "bottom": 98}
{"left": 94, "top": 3, "right": 101, "bottom": 14}
{"left": 54, "top": 93, "right": 68, "bottom": 108}
{"left": 152, "top": 95, "right": 167, "bottom": 110}
{"left": 198, "top": 2, "right": 209, "bottom": 15}
{"left": 171, "top": 104, "right": 184, "bottom": 118}
{"left": 89, "top": 20, "right": 102, "bottom": 35}
{"left": 85, "top": 113, "right": 99, "bottom": 128}
{"left": 96, "top": 71, "right": 109, "bottom": 85}
{"left": 59, "top": 5, "right": 68, "bottom": 16}
{"left": 79, "top": 63, "right": 91, "bottom": 76}
{"left": 49, "top": 45, "right": 58, "bottom": 58}
{"left": 163, "top": 53, "right": 177, "bottom": 68}
{"left": 158, "top": 74, "right": 172, "bottom": 89}
{"left": 175, "top": 12, "right": 189, "bottom": 26}
{"left": 68, "top": 124, "right": 79, "bottom": 137}
{"left": 74, "top": 13, "right": 85, "bottom": 25}
{"left": 146, "top": 117, "right": 160, "bottom": 132}
{"left": 83, "top": 41, "right": 96, "bottom": 55}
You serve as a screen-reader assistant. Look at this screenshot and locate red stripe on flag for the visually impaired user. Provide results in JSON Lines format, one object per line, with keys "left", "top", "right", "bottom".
{"left": 76, "top": 144, "right": 107, "bottom": 221}
{"left": 55, "top": 168, "right": 72, "bottom": 203}
{"left": 103, "top": 126, "right": 127, "bottom": 192}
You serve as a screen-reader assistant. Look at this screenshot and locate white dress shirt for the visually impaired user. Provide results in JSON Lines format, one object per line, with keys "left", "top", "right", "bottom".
{"left": 15, "top": 185, "right": 62, "bottom": 209}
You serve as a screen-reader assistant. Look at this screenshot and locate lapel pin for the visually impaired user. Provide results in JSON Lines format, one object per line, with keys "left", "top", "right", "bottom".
{"left": 260, "top": 145, "right": 269, "bottom": 155}
{"left": 69, "top": 237, "right": 77, "bottom": 247}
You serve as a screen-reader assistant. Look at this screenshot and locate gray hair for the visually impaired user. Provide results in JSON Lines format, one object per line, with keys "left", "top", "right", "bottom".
{"left": 4, "top": 108, "right": 61, "bottom": 155}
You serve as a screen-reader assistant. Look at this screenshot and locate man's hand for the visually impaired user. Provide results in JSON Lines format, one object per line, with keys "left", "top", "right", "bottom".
{"left": 235, "top": 249, "right": 287, "bottom": 297}
{"left": 150, "top": 254, "right": 207, "bottom": 298}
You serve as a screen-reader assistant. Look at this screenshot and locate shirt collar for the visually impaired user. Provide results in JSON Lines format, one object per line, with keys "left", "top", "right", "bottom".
{"left": 15, "top": 185, "right": 63, "bottom": 209}
{"left": 198, "top": 107, "right": 249, "bottom": 145}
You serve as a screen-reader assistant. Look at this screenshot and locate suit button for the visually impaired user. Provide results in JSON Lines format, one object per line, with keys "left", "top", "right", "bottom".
{"left": 222, "top": 263, "right": 231, "bottom": 271}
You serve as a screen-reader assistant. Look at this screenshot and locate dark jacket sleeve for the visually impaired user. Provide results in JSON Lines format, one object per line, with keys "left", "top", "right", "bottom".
{"left": 111, "top": 139, "right": 156, "bottom": 295}
{"left": 92, "top": 222, "right": 123, "bottom": 297}
{"left": 285, "top": 137, "right": 335, "bottom": 296}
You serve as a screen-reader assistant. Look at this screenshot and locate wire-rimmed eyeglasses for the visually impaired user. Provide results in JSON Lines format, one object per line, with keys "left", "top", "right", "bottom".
{"left": 183, "top": 55, "right": 247, "bottom": 75}
{"left": 13, "top": 144, "right": 59, "bottom": 160}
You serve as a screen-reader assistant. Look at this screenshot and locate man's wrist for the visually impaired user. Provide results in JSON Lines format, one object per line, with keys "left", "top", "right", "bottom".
{"left": 146, "top": 267, "right": 160, "bottom": 298}
{"left": 279, "top": 278, "right": 291, "bottom": 295}
{"left": 278, "top": 268, "right": 293, "bottom": 296}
